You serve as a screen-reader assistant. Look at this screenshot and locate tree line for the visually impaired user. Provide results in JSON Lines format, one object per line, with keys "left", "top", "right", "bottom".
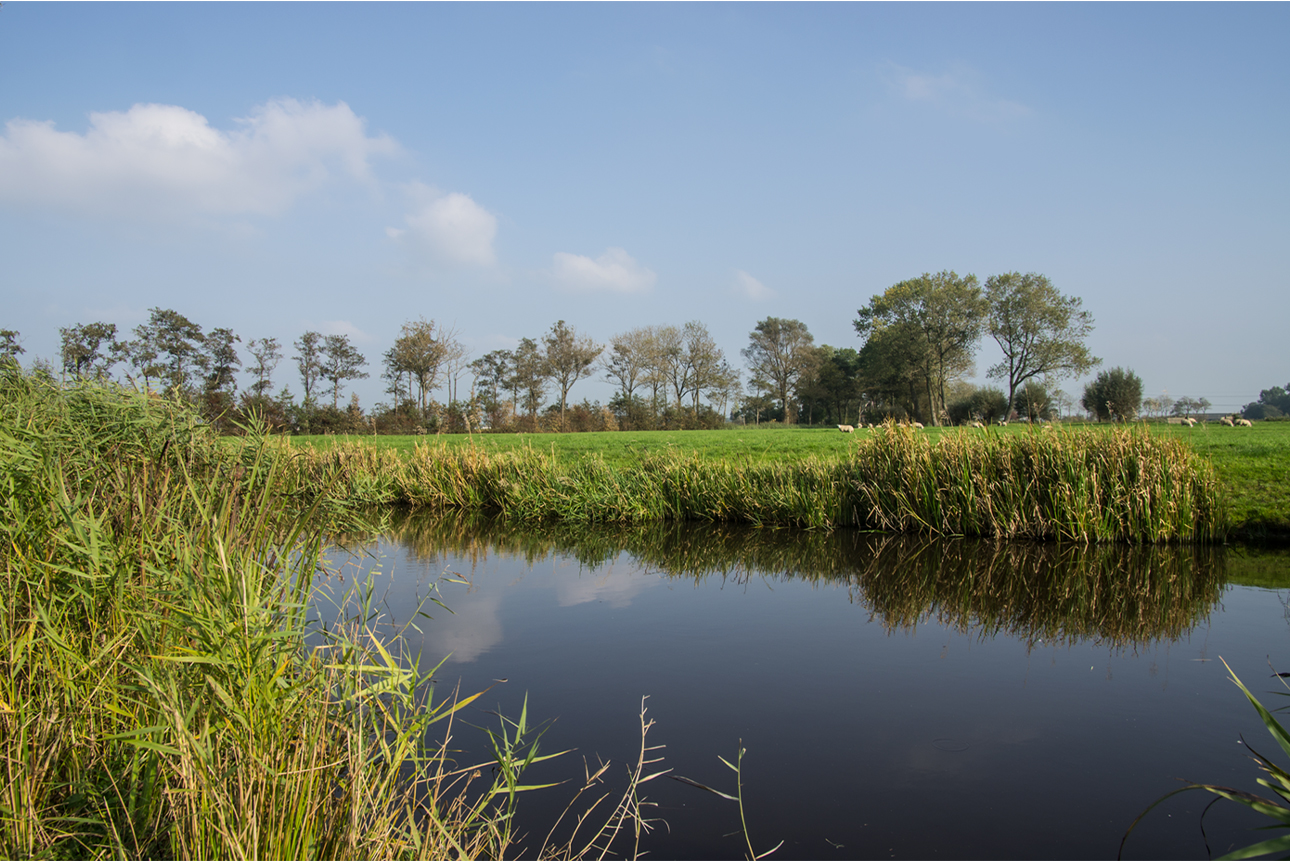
{"left": 1, "top": 269, "right": 1124, "bottom": 432}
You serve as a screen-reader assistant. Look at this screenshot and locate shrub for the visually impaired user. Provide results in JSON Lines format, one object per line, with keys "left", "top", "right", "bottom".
{"left": 1081, "top": 366, "right": 1143, "bottom": 421}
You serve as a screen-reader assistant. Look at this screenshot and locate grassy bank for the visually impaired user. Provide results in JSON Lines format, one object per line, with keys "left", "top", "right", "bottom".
{"left": 297, "top": 420, "right": 1286, "bottom": 541}
{"left": 290, "top": 423, "right": 1223, "bottom": 543}
{"left": 0, "top": 370, "right": 555, "bottom": 859}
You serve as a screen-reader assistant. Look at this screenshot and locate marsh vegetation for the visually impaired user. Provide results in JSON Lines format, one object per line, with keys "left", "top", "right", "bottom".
{"left": 0, "top": 367, "right": 1277, "bottom": 858}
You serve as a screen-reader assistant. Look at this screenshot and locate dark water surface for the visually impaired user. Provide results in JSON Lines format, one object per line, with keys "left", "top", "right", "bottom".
{"left": 323, "top": 516, "right": 1290, "bottom": 859}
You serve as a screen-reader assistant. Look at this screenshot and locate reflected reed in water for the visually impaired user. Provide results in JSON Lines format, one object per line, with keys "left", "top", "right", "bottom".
{"left": 362, "top": 510, "right": 1228, "bottom": 651}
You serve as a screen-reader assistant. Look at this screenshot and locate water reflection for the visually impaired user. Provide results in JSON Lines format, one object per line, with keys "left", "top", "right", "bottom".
{"left": 322, "top": 512, "right": 1290, "bottom": 859}
{"left": 367, "top": 510, "right": 1227, "bottom": 650}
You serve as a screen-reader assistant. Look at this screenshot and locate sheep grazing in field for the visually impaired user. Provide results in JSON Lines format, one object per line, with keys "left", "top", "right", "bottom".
{"left": 838, "top": 424, "right": 855, "bottom": 433}
{"left": 912, "top": 422, "right": 924, "bottom": 429}
{"left": 1237, "top": 418, "right": 1253, "bottom": 427}
{"left": 1182, "top": 417, "right": 1197, "bottom": 427}
{"left": 998, "top": 420, "right": 1008, "bottom": 427}
{"left": 970, "top": 420, "right": 985, "bottom": 429}
{"left": 1220, "top": 416, "right": 1235, "bottom": 427}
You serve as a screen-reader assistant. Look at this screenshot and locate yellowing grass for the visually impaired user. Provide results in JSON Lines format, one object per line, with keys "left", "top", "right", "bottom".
{"left": 287, "top": 423, "right": 1224, "bottom": 543}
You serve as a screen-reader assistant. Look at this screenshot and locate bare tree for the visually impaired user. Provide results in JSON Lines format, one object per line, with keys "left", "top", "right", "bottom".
{"left": 441, "top": 336, "right": 472, "bottom": 406}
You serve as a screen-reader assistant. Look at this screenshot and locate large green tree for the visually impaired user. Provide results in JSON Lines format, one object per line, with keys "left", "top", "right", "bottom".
{"left": 1243, "top": 385, "right": 1290, "bottom": 420}
{"left": 742, "top": 317, "right": 815, "bottom": 424}
{"left": 854, "top": 271, "right": 985, "bottom": 426}
{"left": 985, "top": 272, "right": 1099, "bottom": 413}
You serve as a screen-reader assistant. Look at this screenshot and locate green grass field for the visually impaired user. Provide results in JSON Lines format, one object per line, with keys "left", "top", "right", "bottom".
{"left": 291, "top": 420, "right": 1290, "bottom": 542}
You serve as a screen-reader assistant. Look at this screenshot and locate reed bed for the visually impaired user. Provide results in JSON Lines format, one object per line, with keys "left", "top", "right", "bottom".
{"left": 292, "top": 423, "right": 1225, "bottom": 543}
{"left": 0, "top": 370, "right": 569, "bottom": 860}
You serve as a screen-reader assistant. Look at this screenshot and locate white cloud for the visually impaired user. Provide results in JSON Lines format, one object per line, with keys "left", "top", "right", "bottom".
{"left": 549, "top": 247, "right": 656, "bottom": 294}
{"left": 732, "top": 269, "right": 773, "bottom": 301}
{"left": 884, "top": 63, "right": 1030, "bottom": 124}
{"left": 0, "top": 98, "right": 397, "bottom": 219}
{"left": 387, "top": 184, "right": 498, "bottom": 268}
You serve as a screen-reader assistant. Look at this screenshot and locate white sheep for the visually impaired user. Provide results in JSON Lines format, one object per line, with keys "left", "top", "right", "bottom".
{"left": 1237, "top": 418, "right": 1253, "bottom": 427}
{"left": 912, "top": 421, "right": 924, "bottom": 429}
{"left": 970, "top": 420, "right": 984, "bottom": 429}
{"left": 1182, "top": 417, "right": 1197, "bottom": 427}
{"left": 837, "top": 424, "right": 855, "bottom": 433}
{"left": 1220, "top": 416, "right": 1235, "bottom": 427}
{"left": 999, "top": 420, "right": 1008, "bottom": 427}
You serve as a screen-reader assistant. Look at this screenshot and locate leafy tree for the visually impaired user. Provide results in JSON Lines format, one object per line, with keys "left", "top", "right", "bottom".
{"left": 855, "top": 322, "right": 927, "bottom": 423}
{"left": 245, "top": 337, "right": 283, "bottom": 397}
{"left": 126, "top": 308, "right": 207, "bottom": 395}
{"left": 742, "top": 317, "right": 815, "bottom": 424}
{"left": 855, "top": 271, "right": 985, "bottom": 425}
{"left": 294, "top": 332, "right": 325, "bottom": 407}
{"left": 321, "top": 334, "right": 369, "bottom": 408}
{"left": 203, "top": 328, "right": 241, "bottom": 397}
{"left": 383, "top": 318, "right": 455, "bottom": 413}
{"left": 812, "top": 346, "right": 863, "bottom": 426}
{"left": 1170, "top": 396, "right": 1210, "bottom": 419}
{"left": 985, "top": 272, "right": 1099, "bottom": 413}
{"left": 470, "top": 349, "right": 516, "bottom": 428}
{"left": 1081, "top": 366, "right": 1143, "bottom": 422}
{"left": 59, "top": 322, "right": 118, "bottom": 379}
{"left": 947, "top": 386, "right": 1009, "bottom": 425}
{"left": 0, "top": 329, "right": 23, "bottom": 367}
{"left": 659, "top": 321, "right": 729, "bottom": 414}
{"left": 200, "top": 327, "right": 242, "bottom": 424}
{"left": 543, "top": 320, "right": 602, "bottom": 425}
{"left": 1243, "top": 384, "right": 1290, "bottom": 420}
{"left": 512, "top": 337, "right": 550, "bottom": 420}
{"left": 1013, "top": 380, "right": 1054, "bottom": 421}
{"left": 602, "top": 327, "right": 655, "bottom": 406}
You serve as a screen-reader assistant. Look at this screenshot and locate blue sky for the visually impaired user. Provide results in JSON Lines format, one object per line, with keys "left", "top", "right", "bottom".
{"left": 2, "top": 2, "right": 1286, "bottom": 414}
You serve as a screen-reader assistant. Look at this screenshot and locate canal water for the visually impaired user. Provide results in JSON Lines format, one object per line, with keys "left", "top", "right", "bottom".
{"left": 322, "top": 514, "right": 1290, "bottom": 859}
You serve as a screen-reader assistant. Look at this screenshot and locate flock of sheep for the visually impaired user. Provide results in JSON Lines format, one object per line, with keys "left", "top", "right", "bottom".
{"left": 837, "top": 416, "right": 1255, "bottom": 432}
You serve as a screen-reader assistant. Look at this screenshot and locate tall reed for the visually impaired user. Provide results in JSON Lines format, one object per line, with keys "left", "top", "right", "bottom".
{"left": 289, "top": 423, "right": 1226, "bottom": 543}
{"left": 0, "top": 370, "right": 549, "bottom": 859}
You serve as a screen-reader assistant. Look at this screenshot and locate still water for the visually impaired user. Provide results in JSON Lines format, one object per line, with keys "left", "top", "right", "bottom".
{"left": 323, "top": 515, "right": 1290, "bottom": 859}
